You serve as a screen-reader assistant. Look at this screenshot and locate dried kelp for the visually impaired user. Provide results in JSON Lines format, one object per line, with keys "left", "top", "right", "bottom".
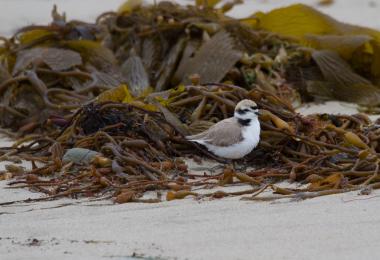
{"left": 0, "top": 2, "right": 298, "bottom": 132}
{"left": 0, "top": 6, "right": 126, "bottom": 131}
{"left": 2, "top": 83, "right": 380, "bottom": 204}
{"left": 3, "top": 1, "right": 380, "bottom": 132}
{"left": 98, "top": 0, "right": 300, "bottom": 93}
{"left": 249, "top": 3, "right": 380, "bottom": 99}
{"left": 179, "top": 30, "right": 243, "bottom": 85}
{"left": 310, "top": 50, "right": 380, "bottom": 105}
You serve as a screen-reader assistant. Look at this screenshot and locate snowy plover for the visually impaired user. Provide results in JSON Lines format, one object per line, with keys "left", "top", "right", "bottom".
{"left": 186, "top": 99, "right": 261, "bottom": 160}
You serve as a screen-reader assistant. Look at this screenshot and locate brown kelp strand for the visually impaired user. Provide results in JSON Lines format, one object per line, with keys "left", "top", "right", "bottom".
{"left": 2, "top": 1, "right": 380, "bottom": 203}
{"left": 2, "top": 85, "right": 380, "bottom": 204}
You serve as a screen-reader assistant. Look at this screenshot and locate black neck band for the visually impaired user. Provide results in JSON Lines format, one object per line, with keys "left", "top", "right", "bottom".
{"left": 238, "top": 118, "right": 251, "bottom": 126}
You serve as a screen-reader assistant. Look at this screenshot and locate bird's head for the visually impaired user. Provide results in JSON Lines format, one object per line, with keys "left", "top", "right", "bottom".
{"left": 234, "top": 99, "right": 260, "bottom": 120}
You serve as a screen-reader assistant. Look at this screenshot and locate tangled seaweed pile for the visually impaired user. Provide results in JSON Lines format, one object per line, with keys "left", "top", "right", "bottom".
{"left": 2, "top": 1, "right": 380, "bottom": 204}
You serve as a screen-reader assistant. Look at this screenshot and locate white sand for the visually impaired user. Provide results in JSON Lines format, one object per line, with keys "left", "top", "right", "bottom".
{"left": 1, "top": 0, "right": 380, "bottom": 36}
{"left": 2, "top": 1, "right": 380, "bottom": 259}
{"left": 1, "top": 181, "right": 380, "bottom": 260}
{"left": 296, "top": 101, "right": 380, "bottom": 121}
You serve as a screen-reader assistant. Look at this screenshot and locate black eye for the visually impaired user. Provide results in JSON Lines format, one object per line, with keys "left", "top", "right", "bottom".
{"left": 237, "top": 108, "right": 249, "bottom": 115}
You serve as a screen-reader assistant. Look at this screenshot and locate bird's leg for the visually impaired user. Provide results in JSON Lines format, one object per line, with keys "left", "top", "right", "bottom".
{"left": 224, "top": 160, "right": 236, "bottom": 172}
{"left": 231, "top": 160, "right": 236, "bottom": 172}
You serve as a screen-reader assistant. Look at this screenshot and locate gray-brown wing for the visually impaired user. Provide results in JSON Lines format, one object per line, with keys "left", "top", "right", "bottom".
{"left": 186, "top": 118, "right": 243, "bottom": 147}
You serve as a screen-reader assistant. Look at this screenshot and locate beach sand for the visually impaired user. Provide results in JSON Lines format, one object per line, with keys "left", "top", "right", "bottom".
{"left": 1, "top": 1, "right": 380, "bottom": 259}
{"left": 1, "top": 180, "right": 380, "bottom": 260}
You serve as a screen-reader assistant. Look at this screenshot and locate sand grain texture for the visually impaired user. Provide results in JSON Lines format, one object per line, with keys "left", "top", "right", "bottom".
{"left": 1, "top": 181, "right": 380, "bottom": 260}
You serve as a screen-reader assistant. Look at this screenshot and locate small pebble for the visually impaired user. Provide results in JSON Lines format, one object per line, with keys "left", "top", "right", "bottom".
{"left": 62, "top": 148, "right": 100, "bottom": 165}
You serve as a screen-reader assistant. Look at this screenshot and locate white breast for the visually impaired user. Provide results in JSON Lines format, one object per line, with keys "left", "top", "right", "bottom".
{"left": 204, "top": 119, "right": 260, "bottom": 159}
